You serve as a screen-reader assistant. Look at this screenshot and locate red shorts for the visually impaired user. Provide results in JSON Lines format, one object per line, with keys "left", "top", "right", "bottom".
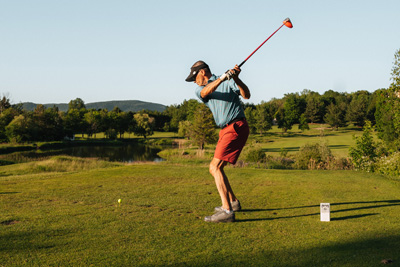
{"left": 214, "top": 119, "right": 249, "bottom": 164}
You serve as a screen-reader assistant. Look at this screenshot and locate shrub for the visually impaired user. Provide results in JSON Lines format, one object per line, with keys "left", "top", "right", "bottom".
{"left": 295, "top": 143, "right": 332, "bottom": 170}
{"left": 264, "top": 155, "right": 294, "bottom": 169}
{"left": 242, "top": 146, "right": 266, "bottom": 163}
{"left": 375, "top": 152, "right": 400, "bottom": 177}
{"left": 349, "top": 121, "right": 378, "bottom": 172}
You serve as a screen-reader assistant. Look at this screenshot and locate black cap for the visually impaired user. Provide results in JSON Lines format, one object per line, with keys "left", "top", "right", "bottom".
{"left": 185, "top": 61, "right": 209, "bottom": 82}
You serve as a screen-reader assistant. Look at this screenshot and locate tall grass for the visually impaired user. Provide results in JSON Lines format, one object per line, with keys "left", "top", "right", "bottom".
{"left": 0, "top": 156, "right": 121, "bottom": 176}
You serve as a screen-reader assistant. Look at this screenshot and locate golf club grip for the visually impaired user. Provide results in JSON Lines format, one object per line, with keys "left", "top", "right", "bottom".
{"left": 238, "top": 61, "right": 246, "bottom": 68}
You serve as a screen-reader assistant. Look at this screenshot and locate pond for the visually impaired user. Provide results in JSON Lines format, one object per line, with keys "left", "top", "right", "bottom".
{"left": 5, "top": 143, "right": 164, "bottom": 163}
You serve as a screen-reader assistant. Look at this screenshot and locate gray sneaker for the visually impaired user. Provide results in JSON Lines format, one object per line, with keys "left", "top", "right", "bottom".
{"left": 204, "top": 210, "right": 235, "bottom": 223}
{"left": 214, "top": 200, "right": 241, "bottom": 212}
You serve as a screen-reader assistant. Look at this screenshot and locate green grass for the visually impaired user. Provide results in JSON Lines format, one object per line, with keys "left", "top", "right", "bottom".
{"left": 248, "top": 124, "right": 367, "bottom": 158}
{"left": 1, "top": 159, "right": 400, "bottom": 266}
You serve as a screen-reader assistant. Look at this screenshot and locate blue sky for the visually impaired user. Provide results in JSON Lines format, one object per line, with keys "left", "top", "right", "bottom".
{"left": 1, "top": 0, "right": 399, "bottom": 106}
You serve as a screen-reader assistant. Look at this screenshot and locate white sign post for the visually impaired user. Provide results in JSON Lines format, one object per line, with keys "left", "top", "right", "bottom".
{"left": 320, "top": 203, "right": 330, "bottom": 222}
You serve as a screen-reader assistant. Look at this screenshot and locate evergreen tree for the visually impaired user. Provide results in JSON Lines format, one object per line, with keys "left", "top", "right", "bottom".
{"left": 189, "top": 104, "right": 217, "bottom": 150}
{"left": 349, "top": 121, "right": 378, "bottom": 171}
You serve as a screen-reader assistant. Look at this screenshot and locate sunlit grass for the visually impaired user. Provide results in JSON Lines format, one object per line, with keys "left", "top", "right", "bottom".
{"left": 1, "top": 162, "right": 399, "bottom": 266}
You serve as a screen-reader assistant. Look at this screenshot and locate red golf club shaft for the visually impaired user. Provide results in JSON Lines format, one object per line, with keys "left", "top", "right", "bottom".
{"left": 238, "top": 23, "right": 285, "bottom": 68}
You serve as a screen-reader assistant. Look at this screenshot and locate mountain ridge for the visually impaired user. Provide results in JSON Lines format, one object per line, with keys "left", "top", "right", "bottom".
{"left": 21, "top": 100, "right": 167, "bottom": 113}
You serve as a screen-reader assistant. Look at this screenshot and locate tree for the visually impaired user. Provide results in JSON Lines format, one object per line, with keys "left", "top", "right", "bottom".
{"left": 0, "top": 95, "right": 11, "bottom": 114}
{"left": 346, "top": 91, "right": 370, "bottom": 127}
{"left": 298, "top": 113, "right": 309, "bottom": 131}
{"left": 133, "top": 113, "right": 155, "bottom": 139}
{"left": 5, "top": 114, "right": 34, "bottom": 143}
{"left": 375, "top": 49, "right": 400, "bottom": 150}
{"left": 304, "top": 92, "right": 324, "bottom": 123}
{"left": 349, "top": 121, "right": 378, "bottom": 171}
{"left": 64, "top": 109, "right": 87, "bottom": 138}
{"left": 109, "top": 107, "right": 131, "bottom": 138}
{"left": 32, "top": 105, "right": 64, "bottom": 141}
{"left": 283, "top": 93, "right": 305, "bottom": 128}
{"left": 275, "top": 107, "right": 291, "bottom": 133}
{"left": 324, "top": 103, "right": 347, "bottom": 130}
{"left": 68, "top": 98, "right": 86, "bottom": 111}
{"left": 0, "top": 107, "right": 21, "bottom": 142}
{"left": 254, "top": 102, "right": 272, "bottom": 135}
{"left": 244, "top": 107, "right": 257, "bottom": 134}
{"left": 84, "top": 110, "right": 102, "bottom": 138}
{"left": 178, "top": 120, "right": 191, "bottom": 139}
{"left": 275, "top": 94, "right": 304, "bottom": 133}
{"left": 188, "top": 104, "right": 217, "bottom": 150}
{"left": 391, "top": 48, "right": 400, "bottom": 86}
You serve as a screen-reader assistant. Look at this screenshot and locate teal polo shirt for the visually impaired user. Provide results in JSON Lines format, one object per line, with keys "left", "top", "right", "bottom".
{"left": 195, "top": 74, "right": 245, "bottom": 128}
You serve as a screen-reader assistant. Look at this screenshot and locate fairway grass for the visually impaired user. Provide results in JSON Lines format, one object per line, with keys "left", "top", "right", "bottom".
{"left": 1, "top": 162, "right": 400, "bottom": 266}
{"left": 251, "top": 124, "right": 366, "bottom": 158}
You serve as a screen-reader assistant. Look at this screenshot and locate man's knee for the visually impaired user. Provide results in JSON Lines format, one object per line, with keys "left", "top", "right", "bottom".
{"left": 209, "top": 162, "right": 217, "bottom": 175}
{"left": 209, "top": 159, "right": 225, "bottom": 175}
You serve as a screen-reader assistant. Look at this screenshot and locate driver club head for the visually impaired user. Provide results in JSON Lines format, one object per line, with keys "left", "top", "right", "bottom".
{"left": 283, "top": 18, "right": 293, "bottom": 28}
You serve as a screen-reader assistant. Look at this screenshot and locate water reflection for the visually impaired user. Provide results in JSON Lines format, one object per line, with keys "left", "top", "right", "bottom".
{"left": 6, "top": 143, "right": 164, "bottom": 163}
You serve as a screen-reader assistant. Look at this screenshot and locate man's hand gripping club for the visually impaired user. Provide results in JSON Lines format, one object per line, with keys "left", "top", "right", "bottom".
{"left": 219, "top": 65, "right": 241, "bottom": 81}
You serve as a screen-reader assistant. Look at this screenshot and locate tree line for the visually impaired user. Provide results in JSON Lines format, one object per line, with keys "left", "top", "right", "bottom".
{"left": 1, "top": 49, "right": 399, "bottom": 152}
{"left": 0, "top": 98, "right": 160, "bottom": 143}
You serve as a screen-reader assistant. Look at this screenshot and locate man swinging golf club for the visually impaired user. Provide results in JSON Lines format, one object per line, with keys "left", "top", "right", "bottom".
{"left": 185, "top": 18, "right": 292, "bottom": 222}
{"left": 185, "top": 61, "right": 250, "bottom": 223}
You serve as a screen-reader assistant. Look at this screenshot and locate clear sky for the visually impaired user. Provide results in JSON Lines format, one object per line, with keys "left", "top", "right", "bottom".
{"left": 1, "top": 0, "right": 399, "bottom": 106}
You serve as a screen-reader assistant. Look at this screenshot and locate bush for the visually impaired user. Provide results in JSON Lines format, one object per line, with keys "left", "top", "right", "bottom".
{"left": 246, "top": 148, "right": 266, "bottom": 163}
{"left": 264, "top": 155, "right": 294, "bottom": 169}
{"left": 295, "top": 143, "right": 332, "bottom": 170}
{"left": 375, "top": 152, "right": 400, "bottom": 177}
{"left": 242, "top": 146, "right": 266, "bottom": 163}
{"left": 349, "top": 121, "right": 378, "bottom": 172}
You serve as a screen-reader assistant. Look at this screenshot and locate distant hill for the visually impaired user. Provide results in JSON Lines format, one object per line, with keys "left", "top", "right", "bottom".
{"left": 21, "top": 100, "right": 167, "bottom": 113}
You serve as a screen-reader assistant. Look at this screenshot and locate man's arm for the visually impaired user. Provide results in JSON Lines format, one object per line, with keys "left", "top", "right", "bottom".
{"left": 200, "top": 65, "right": 251, "bottom": 99}
{"left": 232, "top": 65, "right": 251, "bottom": 99}
{"left": 200, "top": 79, "right": 224, "bottom": 99}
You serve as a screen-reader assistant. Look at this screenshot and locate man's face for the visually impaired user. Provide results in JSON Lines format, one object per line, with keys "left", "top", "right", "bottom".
{"left": 194, "top": 69, "right": 207, "bottom": 86}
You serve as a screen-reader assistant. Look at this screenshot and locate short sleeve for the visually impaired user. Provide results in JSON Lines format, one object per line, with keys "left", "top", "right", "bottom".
{"left": 195, "top": 86, "right": 209, "bottom": 103}
{"left": 229, "top": 79, "right": 240, "bottom": 96}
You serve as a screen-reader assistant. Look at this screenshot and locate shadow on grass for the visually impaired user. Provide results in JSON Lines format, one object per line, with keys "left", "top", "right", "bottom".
{"left": 237, "top": 200, "right": 400, "bottom": 223}
{"left": 263, "top": 147, "right": 300, "bottom": 153}
{"left": 0, "top": 192, "right": 20, "bottom": 195}
{"left": 176, "top": 234, "right": 398, "bottom": 266}
{"left": 328, "top": 144, "right": 349, "bottom": 150}
{"left": 263, "top": 144, "right": 349, "bottom": 153}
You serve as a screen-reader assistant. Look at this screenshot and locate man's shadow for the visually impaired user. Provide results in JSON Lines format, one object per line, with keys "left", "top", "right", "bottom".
{"left": 236, "top": 200, "right": 400, "bottom": 222}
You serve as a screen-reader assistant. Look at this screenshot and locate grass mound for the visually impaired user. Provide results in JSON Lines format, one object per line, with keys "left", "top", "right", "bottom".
{"left": 0, "top": 156, "right": 121, "bottom": 176}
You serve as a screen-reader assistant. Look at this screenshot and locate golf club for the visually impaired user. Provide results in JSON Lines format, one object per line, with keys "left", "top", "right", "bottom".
{"left": 238, "top": 18, "right": 293, "bottom": 68}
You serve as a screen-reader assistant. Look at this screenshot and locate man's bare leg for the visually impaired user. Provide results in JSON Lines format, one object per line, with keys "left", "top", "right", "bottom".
{"left": 209, "top": 157, "right": 237, "bottom": 211}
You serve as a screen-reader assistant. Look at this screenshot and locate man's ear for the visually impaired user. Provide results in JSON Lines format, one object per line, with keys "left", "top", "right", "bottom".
{"left": 199, "top": 69, "right": 205, "bottom": 75}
